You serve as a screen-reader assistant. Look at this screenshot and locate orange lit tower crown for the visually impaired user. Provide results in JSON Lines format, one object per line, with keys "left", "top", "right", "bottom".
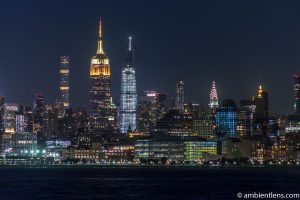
{"left": 258, "top": 85, "right": 263, "bottom": 98}
{"left": 90, "top": 18, "right": 110, "bottom": 76}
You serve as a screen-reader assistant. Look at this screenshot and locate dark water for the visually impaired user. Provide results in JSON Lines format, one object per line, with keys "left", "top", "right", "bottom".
{"left": 0, "top": 167, "right": 299, "bottom": 200}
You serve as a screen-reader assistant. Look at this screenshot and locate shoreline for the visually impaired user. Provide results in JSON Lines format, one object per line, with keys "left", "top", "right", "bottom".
{"left": 0, "top": 164, "right": 299, "bottom": 169}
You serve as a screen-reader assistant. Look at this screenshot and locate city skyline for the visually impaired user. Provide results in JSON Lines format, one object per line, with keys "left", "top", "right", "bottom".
{"left": 2, "top": 1, "right": 300, "bottom": 114}
{"left": 1, "top": 2, "right": 300, "bottom": 199}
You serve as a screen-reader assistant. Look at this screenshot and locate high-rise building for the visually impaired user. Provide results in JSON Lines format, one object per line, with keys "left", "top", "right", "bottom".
{"left": 209, "top": 81, "right": 219, "bottom": 113}
{"left": 24, "top": 106, "right": 33, "bottom": 133}
{"left": 183, "top": 101, "right": 201, "bottom": 118}
{"left": 46, "top": 104, "right": 59, "bottom": 137}
{"left": 146, "top": 91, "right": 167, "bottom": 130}
{"left": 156, "top": 109, "right": 193, "bottom": 136}
{"left": 59, "top": 56, "right": 70, "bottom": 108}
{"left": 14, "top": 105, "right": 34, "bottom": 134}
{"left": 33, "top": 94, "right": 47, "bottom": 134}
{"left": 137, "top": 91, "right": 167, "bottom": 133}
{"left": 73, "top": 107, "right": 89, "bottom": 136}
{"left": 62, "top": 108, "right": 76, "bottom": 138}
{"left": 120, "top": 37, "right": 137, "bottom": 134}
{"left": 253, "top": 85, "right": 269, "bottom": 123}
{"left": 0, "top": 96, "right": 5, "bottom": 133}
{"left": 215, "top": 99, "right": 238, "bottom": 138}
{"left": 89, "top": 18, "right": 113, "bottom": 133}
{"left": 58, "top": 56, "right": 70, "bottom": 117}
{"left": 15, "top": 105, "right": 25, "bottom": 133}
{"left": 176, "top": 80, "right": 184, "bottom": 112}
{"left": 137, "top": 94, "right": 152, "bottom": 133}
{"left": 3, "top": 103, "right": 19, "bottom": 134}
{"left": 237, "top": 100, "right": 256, "bottom": 137}
{"left": 110, "top": 98, "right": 118, "bottom": 133}
{"left": 237, "top": 107, "right": 253, "bottom": 138}
{"left": 293, "top": 74, "right": 300, "bottom": 115}
{"left": 193, "top": 114, "right": 215, "bottom": 139}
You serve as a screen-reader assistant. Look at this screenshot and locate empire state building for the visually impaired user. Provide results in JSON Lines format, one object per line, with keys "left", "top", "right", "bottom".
{"left": 89, "top": 18, "right": 113, "bottom": 133}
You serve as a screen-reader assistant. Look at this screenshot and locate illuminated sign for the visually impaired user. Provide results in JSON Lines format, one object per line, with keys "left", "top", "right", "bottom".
{"left": 147, "top": 93, "right": 157, "bottom": 97}
{"left": 46, "top": 140, "right": 71, "bottom": 148}
{"left": 60, "top": 69, "right": 69, "bottom": 74}
{"left": 5, "top": 105, "right": 18, "bottom": 111}
{"left": 285, "top": 126, "right": 300, "bottom": 132}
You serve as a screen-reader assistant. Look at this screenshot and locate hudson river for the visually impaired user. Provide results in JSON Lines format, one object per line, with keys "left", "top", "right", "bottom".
{"left": 0, "top": 167, "right": 299, "bottom": 199}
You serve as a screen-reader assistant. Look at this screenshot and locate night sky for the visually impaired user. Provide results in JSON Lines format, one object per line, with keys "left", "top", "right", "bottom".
{"left": 1, "top": 0, "right": 300, "bottom": 114}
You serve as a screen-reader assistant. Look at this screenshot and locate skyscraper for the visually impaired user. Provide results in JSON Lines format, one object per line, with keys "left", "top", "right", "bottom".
{"left": 238, "top": 100, "right": 255, "bottom": 137}
{"left": 209, "top": 81, "right": 219, "bottom": 112}
{"left": 33, "top": 94, "right": 47, "bottom": 134}
{"left": 156, "top": 109, "right": 193, "bottom": 137}
{"left": 253, "top": 85, "right": 269, "bottom": 123}
{"left": 0, "top": 96, "right": 5, "bottom": 133}
{"left": 176, "top": 80, "right": 184, "bottom": 112}
{"left": 73, "top": 107, "right": 89, "bottom": 136}
{"left": 46, "top": 104, "right": 59, "bottom": 137}
{"left": 3, "top": 103, "right": 19, "bottom": 134}
{"left": 183, "top": 101, "right": 201, "bottom": 118}
{"left": 89, "top": 18, "right": 113, "bottom": 133}
{"left": 120, "top": 37, "right": 137, "bottom": 134}
{"left": 1, "top": 103, "right": 18, "bottom": 151}
{"left": 137, "top": 94, "right": 152, "bottom": 133}
{"left": 237, "top": 106, "right": 252, "bottom": 138}
{"left": 24, "top": 106, "right": 33, "bottom": 133}
{"left": 58, "top": 56, "right": 70, "bottom": 117}
{"left": 15, "top": 105, "right": 25, "bottom": 133}
{"left": 137, "top": 91, "right": 167, "bottom": 133}
{"left": 193, "top": 114, "right": 215, "bottom": 139}
{"left": 293, "top": 74, "right": 300, "bottom": 115}
{"left": 215, "top": 99, "right": 238, "bottom": 138}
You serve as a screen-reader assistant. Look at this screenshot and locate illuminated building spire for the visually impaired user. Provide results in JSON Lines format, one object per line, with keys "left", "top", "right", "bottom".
{"left": 176, "top": 80, "right": 184, "bottom": 112}
{"left": 209, "top": 81, "right": 218, "bottom": 109}
{"left": 127, "top": 36, "right": 134, "bottom": 67}
{"left": 258, "top": 85, "right": 263, "bottom": 98}
{"left": 129, "top": 36, "right": 132, "bottom": 51}
{"left": 294, "top": 74, "right": 300, "bottom": 115}
{"left": 97, "top": 17, "right": 104, "bottom": 54}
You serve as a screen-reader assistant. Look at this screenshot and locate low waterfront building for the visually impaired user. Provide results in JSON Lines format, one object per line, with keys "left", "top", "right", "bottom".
{"left": 225, "top": 138, "right": 253, "bottom": 159}
{"left": 45, "top": 139, "right": 71, "bottom": 159}
{"left": 134, "top": 137, "right": 217, "bottom": 162}
{"left": 149, "top": 140, "right": 185, "bottom": 161}
{"left": 12, "top": 132, "right": 37, "bottom": 156}
{"left": 62, "top": 149, "right": 101, "bottom": 161}
{"left": 184, "top": 141, "right": 217, "bottom": 162}
{"left": 102, "top": 145, "right": 135, "bottom": 162}
{"left": 61, "top": 144, "right": 135, "bottom": 163}
{"left": 134, "top": 139, "right": 150, "bottom": 160}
